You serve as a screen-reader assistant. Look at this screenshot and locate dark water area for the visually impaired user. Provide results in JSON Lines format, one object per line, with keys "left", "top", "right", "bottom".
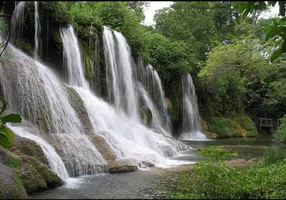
{"left": 172, "top": 134, "right": 274, "bottom": 162}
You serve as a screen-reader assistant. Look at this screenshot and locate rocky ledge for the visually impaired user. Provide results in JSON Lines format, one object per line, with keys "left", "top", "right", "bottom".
{"left": 0, "top": 136, "right": 63, "bottom": 199}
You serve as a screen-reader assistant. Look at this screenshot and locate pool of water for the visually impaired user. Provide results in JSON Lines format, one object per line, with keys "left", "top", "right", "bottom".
{"left": 172, "top": 134, "right": 274, "bottom": 162}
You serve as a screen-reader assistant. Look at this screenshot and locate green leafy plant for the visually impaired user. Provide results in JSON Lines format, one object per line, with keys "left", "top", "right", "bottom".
{"left": 0, "top": 96, "right": 21, "bottom": 149}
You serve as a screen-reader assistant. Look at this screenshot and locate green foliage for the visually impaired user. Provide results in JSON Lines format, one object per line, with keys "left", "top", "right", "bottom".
{"left": 40, "top": 2, "right": 71, "bottom": 25}
{"left": 0, "top": 21, "right": 7, "bottom": 31}
{"left": 234, "top": 116, "right": 258, "bottom": 137}
{"left": 199, "top": 146, "right": 237, "bottom": 162}
{"left": 234, "top": 1, "right": 286, "bottom": 61}
{"left": 207, "top": 117, "right": 236, "bottom": 138}
{"left": 199, "top": 39, "right": 268, "bottom": 116}
{"left": 167, "top": 146, "right": 286, "bottom": 199}
{"left": 264, "top": 115, "right": 286, "bottom": 164}
{"left": 0, "top": 97, "right": 21, "bottom": 149}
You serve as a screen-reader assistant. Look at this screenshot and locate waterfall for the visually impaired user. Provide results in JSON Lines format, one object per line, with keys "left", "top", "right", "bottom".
{"left": 63, "top": 25, "right": 189, "bottom": 166}
{"left": 102, "top": 26, "right": 139, "bottom": 120}
{"left": 74, "top": 87, "right": 188, "bottom": 166}
{"left": 34, "top": 1, "right": 40, "bottom": 60}
{"left": 137, "top": 62, "right": 171, "bottom": 133}
{"left": 138, "top": 83, "right": 171, "bottom": 137}
{"left": 10, "top": 1, "right": 25, "bottom": 46}
{"left": 0, "top": 42, "right": 107, "bottom": 177}
{"left": 7, "top": 125, "right": 69, "bottom": 181}
{"left": 0, "top": 14, "right": 191, "bottom": 180}
{"left": 60, "top": 26, "right": 89, "bottom": 89}
{"left": 179, "top": 74, "right": 206, "bottom": 140}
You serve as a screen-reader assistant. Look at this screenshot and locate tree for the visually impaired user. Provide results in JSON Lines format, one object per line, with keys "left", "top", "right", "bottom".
{"left": 199, "top": 39, "right": 268, "bottom": 115}
{"left": 234, "top": 1, "right": 286, "bottom": 61}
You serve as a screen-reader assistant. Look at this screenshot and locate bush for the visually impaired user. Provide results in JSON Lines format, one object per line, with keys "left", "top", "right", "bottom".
{"left": 166, "top": 146, "right": 286, "bottom": 199}
{"left": 207, "top": 117, "right": 236, "bottom": 138}
{"left": 234, "top": 116, "right": 258, "bottom": 137}
{"left": 263, "top": 115, "right": 286, "bottom": 164}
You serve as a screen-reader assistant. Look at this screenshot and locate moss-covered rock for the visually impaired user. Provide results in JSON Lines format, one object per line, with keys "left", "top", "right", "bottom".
{"left": 234, "top": 116, "right": 258, "bottom": 137}
{"left": 206, "top": 117, "right": 236, "bottom": 138}
{"left": 10, "top": 135, "right": 49, "bottom": 165}
{"left": 0, "top": 139, "right": 63, "bottom": 195}
{"left": 21, "top": 156, "right": 63, "bottom": 190}
{"left": 139, "top": 106, "right": 153, "bottom": 126}
{"left": 18, "top": 158, "right": 48, "bottom": 194}
{"left": 0, "top": 163, "right": 28, "bottom": 199}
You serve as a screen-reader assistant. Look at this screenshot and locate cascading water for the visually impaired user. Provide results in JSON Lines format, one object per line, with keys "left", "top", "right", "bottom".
{"left": 10, "top": 1, "right": 25, "bottom": 46}
{"left": 60, "top": 26, "right": 89, "bottom": 89}
{"left": 0, "top": 41, "right": 107, "bottom": 177}
{"left": 64, "top": 25, "right": 189, "bottom": 166}
{"left": 137, "top": 61, "right": 171, "bottom": 134}
{"left": 179, "top": 74, "right": 207, "bottom": 140}
{"left": 74, "top": 87, "right": 188, "bottom": 166}
{"left": 7, "top": 125, "right": 69, "bottom": 181}
{"left": 34, "top": 1, "right": 41, "bottom": 60}
{"left": 102, "top": 26, "right": 139, "bottom": 120}
{"left": 138, "top": 83, "right": 170, "bottom": 137}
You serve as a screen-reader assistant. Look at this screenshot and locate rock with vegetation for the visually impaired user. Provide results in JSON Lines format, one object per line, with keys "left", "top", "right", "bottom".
{"left": 10, "top": 135, "right": 49, "bottom": 165}
{"left": 0, "top": 138, "right": 63, "bottom": 196}
{"left": 0, "top": 163, "right": 28, "bottom": 199}
{"left": 203, "top": 116, "right": 258, "bottom": 138}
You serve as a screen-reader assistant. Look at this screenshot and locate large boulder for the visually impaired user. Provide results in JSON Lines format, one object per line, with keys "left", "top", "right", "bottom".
{"left": 107, "top": 158, "right": 139, "bottom": 174}
{"left": 0, "top": 138, "right": 63, "bottom": 195}
{"left": 0, "top": 163, "right": 28, "bottom": 199}
{"left": 20, "top": 155, "right": 63, "bottom": 193}
{"left": 10, "top": 135, "right": 49, "bottom": 165}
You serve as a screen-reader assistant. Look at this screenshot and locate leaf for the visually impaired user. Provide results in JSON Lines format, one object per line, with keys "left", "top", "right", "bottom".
{"left": 0, "top": 132, "right": 11, "bottom": 149}
{"left": 270, "top": 47, "right": 283, "bottom": 62}
{"left": 1, "top": 114, "right": 22, "bottom": 123}
{"left": 0, "top": 126, "right": 14, "bottom": 142}
{"left": 0, "top": 96, "right": 7, "bottom": 116}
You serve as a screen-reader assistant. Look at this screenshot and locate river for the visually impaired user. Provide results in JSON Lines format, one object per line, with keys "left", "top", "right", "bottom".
{"left": 29, "top": 135, "right": 273, "bottom": 199}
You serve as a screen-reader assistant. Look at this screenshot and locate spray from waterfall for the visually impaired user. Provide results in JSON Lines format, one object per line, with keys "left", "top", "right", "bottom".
{"left": 179, "top": 74, "right": 206, "bottom": 140}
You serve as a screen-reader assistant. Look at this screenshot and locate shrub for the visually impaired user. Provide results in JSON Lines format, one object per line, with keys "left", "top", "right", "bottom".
{"left": 207, "top": 117, "right": 236, "bottom": 138}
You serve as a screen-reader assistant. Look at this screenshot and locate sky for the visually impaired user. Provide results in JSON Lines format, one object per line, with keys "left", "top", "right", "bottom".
{"left": 143, "top": 1, "right": 281, "bottom": 26}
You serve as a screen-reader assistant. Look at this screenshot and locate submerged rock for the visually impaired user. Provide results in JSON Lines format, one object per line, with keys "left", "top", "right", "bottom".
{"left": 139, "top": 161, "right": 155, "bottom": 168}
{"left": 108, "top": 165, "right": 139, "bottom": 174}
